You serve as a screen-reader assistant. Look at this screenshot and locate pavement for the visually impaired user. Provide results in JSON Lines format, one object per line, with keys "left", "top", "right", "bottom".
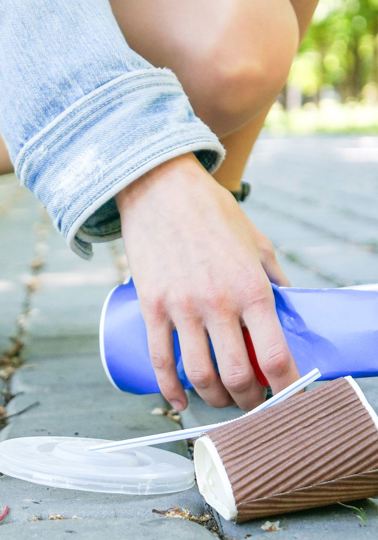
{"left": 0, "top": 135, "right": 377, "bottom": 539}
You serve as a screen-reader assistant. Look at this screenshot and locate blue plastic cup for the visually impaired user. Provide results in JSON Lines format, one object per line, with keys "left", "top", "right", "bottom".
{"left": 99, "top": 279, "right": 378, "bottom": 394}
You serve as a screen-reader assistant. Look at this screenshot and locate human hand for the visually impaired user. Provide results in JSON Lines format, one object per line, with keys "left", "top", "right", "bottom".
{"left": 116, "top": 153, "right": 298, "bottom": 411}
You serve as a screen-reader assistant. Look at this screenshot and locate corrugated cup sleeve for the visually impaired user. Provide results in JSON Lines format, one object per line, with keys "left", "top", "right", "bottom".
{"left": 205, "top": 378, "right": 378, "bottom": 522}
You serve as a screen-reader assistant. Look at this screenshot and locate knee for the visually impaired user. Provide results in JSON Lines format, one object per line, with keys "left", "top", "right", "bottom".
{"left": 181, "top": 3, "right": 299, "bottom": 136}
{"left": 194, "top": 56, "right": 285, "bottom": 135}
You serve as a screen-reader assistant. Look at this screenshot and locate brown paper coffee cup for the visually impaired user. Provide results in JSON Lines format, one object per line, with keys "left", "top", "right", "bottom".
{"left": 194, "top": 377, "right": 378, "bottom": 522}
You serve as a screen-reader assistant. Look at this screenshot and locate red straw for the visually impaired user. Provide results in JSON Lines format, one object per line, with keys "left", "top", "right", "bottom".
{"left": 242, "top": 326, "right": 269, "bottom": 387}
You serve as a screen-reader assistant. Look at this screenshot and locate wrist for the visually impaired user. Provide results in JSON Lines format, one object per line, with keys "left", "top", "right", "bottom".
{"left": 115, "top": 152, "right": 201, "bottom": 213}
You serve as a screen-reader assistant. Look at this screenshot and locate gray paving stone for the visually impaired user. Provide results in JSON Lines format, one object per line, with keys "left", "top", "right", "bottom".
{"left": 24, "top": 335, "right": 99, "bottom": 359}
{"left": 0, "top": 181, "right": 40, "bottom": 348}
{"left": 0, "top": 475, "right": 205, "bottom": 528}
{"left": 254, "top": 184, "right": 378, "bottom": 248}
{"left": 254, "top": 175, "right": 378, "bottom": 225}
{"left": 28, "top": 285, "right": 111, "bottom": 338}
{"left": 245, "top": 137, "right": 378, "bottom": 224}
{"left": 245, "top": 205, "right": 378, "bottom": 286}
{"left": 355, "top": 377, "right": 378, "bottom": 411}
{"left": 0, "top": 516, "right": 216, "bottom": 540}
{"left": 27, "top": 226, "right": 118, "bottom": 338}
{"left": 11, "top": 355, "right": 113, "bottom": 392}
{"left": 221, "top": 499, "right": 378, "bottom": 540}
{"left": 275, "top": 253, "right": 334, "bottom": 288}
{"left": 181, "top": 390, "right": 241, "bottom": 429}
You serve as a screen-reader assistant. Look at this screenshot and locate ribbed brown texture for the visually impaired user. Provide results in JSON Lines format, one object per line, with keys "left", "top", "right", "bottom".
{"left": 208, "top": 379, "right": 378, "bottom": 522}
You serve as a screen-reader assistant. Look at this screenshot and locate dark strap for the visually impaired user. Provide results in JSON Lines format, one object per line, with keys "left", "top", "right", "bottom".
{"left": 231, "top": 181, "right": 251, "bottom": 202}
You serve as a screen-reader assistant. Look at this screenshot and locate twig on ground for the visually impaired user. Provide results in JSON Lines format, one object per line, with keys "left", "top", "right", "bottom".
{"left": 152, "top": 506, "right": 224, "bottom": 537}
{"left": 152, "top": 506, "right": 212, "bottom": 524}
{"left": 2, "top": 401, "right": 40, "bottom": 421}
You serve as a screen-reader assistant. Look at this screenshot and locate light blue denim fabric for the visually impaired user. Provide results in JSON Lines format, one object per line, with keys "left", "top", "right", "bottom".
{"left": 0, "top": 0, "right": 225, "bottom": 258}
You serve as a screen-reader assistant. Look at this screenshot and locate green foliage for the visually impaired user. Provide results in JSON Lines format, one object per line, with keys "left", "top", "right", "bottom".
{"left": 289, "top": 0, "right": 378, "bottom": 101}
{"left": 338, "top": 502, "right": 369, "bottom": 526}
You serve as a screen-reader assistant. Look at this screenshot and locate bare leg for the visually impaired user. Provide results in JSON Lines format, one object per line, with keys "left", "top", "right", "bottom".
{"left": 111, "top": 0, "right": 317, "bottom": 191}
{"left": 213, "top": 0, "right": 319, "bottom": 191}
{"left": 214, "top": 106, "right": 270, "bottom": 192}
{"left": 0, "top": 136, "right": 12, "bottom": 175}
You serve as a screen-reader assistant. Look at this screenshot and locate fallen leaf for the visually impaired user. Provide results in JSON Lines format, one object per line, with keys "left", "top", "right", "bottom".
{"left": 30, "top": 257, "right": 44, "bottom": 271}
{"left": 24, "top": 276, "right": 40, "bottom": 293}
{"left": 0, "top": 505, "right": 10, "bottom": 523}
{"left": 150, "top": 407, "right": 165, "bottom": 416}
{"left": 48, "top": 513, "right": 65, "bottom": 520}
{"left": 261, "top": 520, "right": 281, "bottom": 532}
{"left": 0, "top": 366, "right": 15, "bottom": 380}
{"left": 152, "top": 507, "right": 211, "bottom": 524}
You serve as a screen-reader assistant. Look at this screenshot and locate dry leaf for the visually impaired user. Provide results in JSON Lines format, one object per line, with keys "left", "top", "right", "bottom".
{"left": 150, "top": 407, "right": 180, "bottom": 423}
{"left": 152, "top": 507, "right": 211, "bottom": 525}
{"left": 0, "top": 366, "right": 15, "bottom": 380}
{"left": 261, "top": 520, "right": 281, "bottom": 532}
{"left": 166, "top": 409, "right": 181, "bottom": 423}
{"left": 150, "top": 407, "right": 165, "bottom": 416}
{"left": 0, "top": 506, "right": 10, "bottom": 523}
{"left": 30, "top": 257, "right": 44, "bottom": 271}
{"left": 48, "top": 513, "right": 65, "bottom": 520}
{"left": 24, "top": 276, "right": 40, "bottom": 293}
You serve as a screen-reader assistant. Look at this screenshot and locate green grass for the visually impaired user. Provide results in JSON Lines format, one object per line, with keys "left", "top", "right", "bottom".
{"left": 265, "top": 102, "right": 378, "bottom": 135}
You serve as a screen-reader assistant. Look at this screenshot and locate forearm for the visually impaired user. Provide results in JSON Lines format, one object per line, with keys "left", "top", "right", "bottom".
{"left": 0, "top": 0, "right": 224, "bottom": 257}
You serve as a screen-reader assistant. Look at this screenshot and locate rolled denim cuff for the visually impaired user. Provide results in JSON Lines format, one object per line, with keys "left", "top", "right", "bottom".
{"left": 15, "top": 69, "right": 225, "bottom": 258}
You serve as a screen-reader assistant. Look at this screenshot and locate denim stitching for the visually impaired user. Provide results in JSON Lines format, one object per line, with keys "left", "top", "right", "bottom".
{"left": 64, "top": 135, "right": 219, "bottom": 236}
{"left": 17, "top": 70, "right": 177, "bottom": 161}
{"left": 16, "top": 71, "right": 181, "bottom": 177}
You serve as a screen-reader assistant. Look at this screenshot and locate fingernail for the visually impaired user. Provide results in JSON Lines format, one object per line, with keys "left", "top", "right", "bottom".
{"left": 171, "top": 400, "right": 184, "bottom": 412}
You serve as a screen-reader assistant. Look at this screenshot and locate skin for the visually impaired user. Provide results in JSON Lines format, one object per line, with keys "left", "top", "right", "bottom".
{"left": 0, "top": 0, "right": 318, "bottom": 410}
{"left": 116, "top": 153, "right": 298, "bottom": 411}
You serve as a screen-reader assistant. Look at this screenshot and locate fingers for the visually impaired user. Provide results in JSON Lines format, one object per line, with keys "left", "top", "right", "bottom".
{"left": 176, "top": 317, "right": 233, "bottom": 408}
{"left": 242, "top": 281, "right": 299, "bottom": 394}
{"left": 262, "top": 255, "right": 291, "bottom": 287}
{"left": 206, "top": 315, "right": 265, "bottom": 410}
{"left": 144, "top": 313, "right": 188, "bottom": 411}
{"left": 249, "top": 222, "right": 291, "bottom": 286}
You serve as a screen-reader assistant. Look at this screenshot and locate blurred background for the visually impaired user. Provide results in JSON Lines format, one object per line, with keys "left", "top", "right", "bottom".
{"left": 267, "top": 0, "right": 378, "bottom": 134}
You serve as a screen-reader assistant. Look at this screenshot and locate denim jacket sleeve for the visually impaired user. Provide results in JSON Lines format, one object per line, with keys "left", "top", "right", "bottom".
{"left": 0, "top": 0, "right": 225, "bottom": 258}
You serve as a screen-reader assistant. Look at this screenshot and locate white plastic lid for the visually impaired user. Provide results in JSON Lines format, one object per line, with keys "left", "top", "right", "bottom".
{"left": 0, "top": 437, "right": 194, "bottom": 494}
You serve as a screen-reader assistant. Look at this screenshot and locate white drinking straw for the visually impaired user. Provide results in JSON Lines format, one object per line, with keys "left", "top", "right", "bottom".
{"left": 89, "top": 368, "right": 321, "bottom": 453}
